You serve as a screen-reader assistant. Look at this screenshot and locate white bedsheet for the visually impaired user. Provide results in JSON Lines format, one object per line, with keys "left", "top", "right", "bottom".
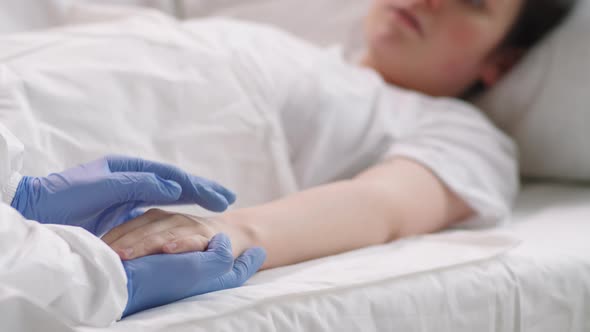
{"left": 78, "top": 183, "right": 590, "bottom": 332}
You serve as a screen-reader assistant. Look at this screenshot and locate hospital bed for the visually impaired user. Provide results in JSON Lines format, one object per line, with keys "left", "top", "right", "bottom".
{"left": 74, "top": 183, "right": 590, "bottom": 332}
{"left": 2, "top": 2, "right": 589, "bottom": 331}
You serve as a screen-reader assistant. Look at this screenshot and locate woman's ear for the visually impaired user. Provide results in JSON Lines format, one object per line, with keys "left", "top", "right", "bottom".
{"left": 479, "top": 48, "right": 525, "bottom": 87}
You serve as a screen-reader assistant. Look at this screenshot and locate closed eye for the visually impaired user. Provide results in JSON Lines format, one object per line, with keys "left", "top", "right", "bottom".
{"left": 465, "top": 0, "right": 486, "bottom": 9}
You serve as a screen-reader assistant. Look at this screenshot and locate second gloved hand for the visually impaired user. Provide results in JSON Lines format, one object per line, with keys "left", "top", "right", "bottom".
{"left": 122, "top": 233, "right": 266, "bottom": 317}
{"left": 10, "top": 155, "right": 236, "bottom": 236}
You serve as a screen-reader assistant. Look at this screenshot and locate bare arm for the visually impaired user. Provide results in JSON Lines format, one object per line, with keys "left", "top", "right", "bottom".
{"left": 220, "top": 157, "right": 473, "bottom": 269}
{"left": 103, "top": 157, "right": 474, "bottom": 270}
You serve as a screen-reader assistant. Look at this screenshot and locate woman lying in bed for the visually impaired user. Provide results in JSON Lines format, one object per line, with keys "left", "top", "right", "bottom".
{"left": 102, "top": 0, "right": 573, "bottom": 271}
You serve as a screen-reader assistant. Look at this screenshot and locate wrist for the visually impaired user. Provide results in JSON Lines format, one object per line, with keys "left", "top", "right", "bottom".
{"left": 210, "top": 210, "right": 260, "bottom": 258}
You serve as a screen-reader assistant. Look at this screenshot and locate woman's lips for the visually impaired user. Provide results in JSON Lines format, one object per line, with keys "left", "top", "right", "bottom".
{"left": 388, "top": 7, "right": 424, "bottom": 37}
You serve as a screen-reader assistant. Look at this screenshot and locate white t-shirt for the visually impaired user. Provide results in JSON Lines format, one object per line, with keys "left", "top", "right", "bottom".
{"left": 0, "top": 14, "right": 518, "bottom": 227}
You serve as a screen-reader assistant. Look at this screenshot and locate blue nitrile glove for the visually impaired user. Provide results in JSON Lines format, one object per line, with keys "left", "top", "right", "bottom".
{"left": 10, "top": 155, "right": 236, "bottom": 236}
{"left": 122, "top": 233, "right": 266, "bottom": 317}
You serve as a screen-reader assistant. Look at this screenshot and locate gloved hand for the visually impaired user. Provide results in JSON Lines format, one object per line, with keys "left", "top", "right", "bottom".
{"left": 10, "top": 155, "right": 236, "bottom": 236}
{"left": 122, "top": 233, "right": 266, "bottom": 317}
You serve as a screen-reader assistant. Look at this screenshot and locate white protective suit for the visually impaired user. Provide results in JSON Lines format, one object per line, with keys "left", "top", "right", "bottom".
{"left": 0, "top": 8, "right": 518, "bottom": 330}
{"left": 0, "top": 130, "right": 127, "bottom": 330}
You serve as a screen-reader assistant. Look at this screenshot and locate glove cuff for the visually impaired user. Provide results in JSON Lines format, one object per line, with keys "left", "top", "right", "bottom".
{"left": 9, "top": 175, "right": 33, "bottom": 217}
{"left": 3, "top": 172, "right": 24, "bottom": 206}
{"left": 121, "top": 261, "right": 137, "bottom": 318}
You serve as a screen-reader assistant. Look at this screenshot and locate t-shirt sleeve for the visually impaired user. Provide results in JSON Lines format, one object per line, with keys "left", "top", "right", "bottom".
{"left": 383, "top": 90, "right": 519, "bottom": 228}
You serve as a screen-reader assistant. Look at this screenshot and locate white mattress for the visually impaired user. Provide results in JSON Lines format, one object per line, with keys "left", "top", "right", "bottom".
{"left": 80, "top": 183, "right": 590, "bottom": 332}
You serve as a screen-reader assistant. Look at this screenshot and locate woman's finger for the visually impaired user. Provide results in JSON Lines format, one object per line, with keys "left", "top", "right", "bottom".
{"left": 119, "top": 226, "right": 211, "bottom": 260}
{"left": 109, "top": 214, "right": 193, "bottom": 253}
{"left": 162, "top": 234, "right": 211, "bottom": 254}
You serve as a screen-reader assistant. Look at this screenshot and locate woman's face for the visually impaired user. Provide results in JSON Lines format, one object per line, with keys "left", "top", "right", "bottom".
{"left": 362, "top": 0, "right": 524, "bottom": 96}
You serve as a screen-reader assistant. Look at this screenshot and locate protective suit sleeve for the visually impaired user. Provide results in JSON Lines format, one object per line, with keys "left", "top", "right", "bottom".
{"left": 0, "top": 287, "right": 77, "bottom": 332}
{"left": 0, "top": 122, "right": 23, "bottom": 205}
{"left": 0, "top": 202, "right": 128, "bottom": 327}
{"left": 0, "top": 123, "right": 127, "bottom": 327}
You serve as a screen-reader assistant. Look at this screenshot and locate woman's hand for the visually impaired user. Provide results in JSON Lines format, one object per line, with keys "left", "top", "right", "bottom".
{"left": 102, "top": 208, "right": 254, "bottom": 260}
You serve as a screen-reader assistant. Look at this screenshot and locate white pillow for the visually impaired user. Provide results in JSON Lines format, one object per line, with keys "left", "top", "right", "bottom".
{"left": 476, "top": 0, "right": 590, "bottom": 180}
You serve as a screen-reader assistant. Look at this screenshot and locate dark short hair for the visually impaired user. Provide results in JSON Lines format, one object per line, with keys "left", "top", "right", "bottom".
{"left": 463, "top": 0, "right": 576, "bottom": 98}
{"left": 501, "top": 0, "right": 577, "bottom": 50}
